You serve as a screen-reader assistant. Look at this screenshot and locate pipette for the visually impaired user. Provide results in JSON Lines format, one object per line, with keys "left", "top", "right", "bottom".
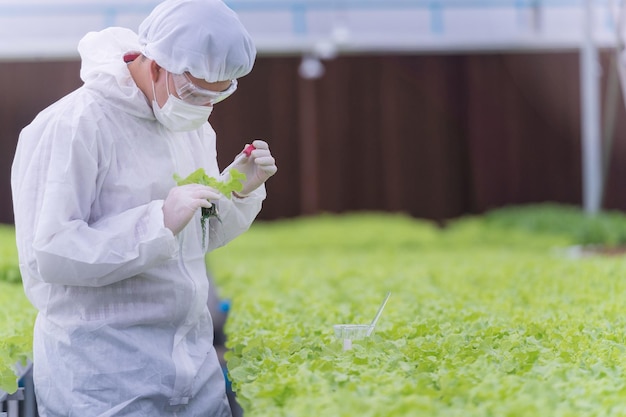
{"left": 221, "top": 144, "right": 256, "bottom": 175}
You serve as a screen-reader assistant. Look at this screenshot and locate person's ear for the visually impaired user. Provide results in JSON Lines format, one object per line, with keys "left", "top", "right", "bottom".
{"left": 148, "top": 60, "right": 163, "bottom": 82}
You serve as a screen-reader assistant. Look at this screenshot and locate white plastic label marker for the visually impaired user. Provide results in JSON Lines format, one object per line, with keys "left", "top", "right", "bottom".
{"left": 367, "top": 292, "right": 391, "bottom": 337}
{"left": 343, "top": 339, "right": 352, "bottom": 351}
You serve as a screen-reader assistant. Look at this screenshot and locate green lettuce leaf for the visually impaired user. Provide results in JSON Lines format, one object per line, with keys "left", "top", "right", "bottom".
{"left": 173, "top": 168, "right": 246, "bottom": 198}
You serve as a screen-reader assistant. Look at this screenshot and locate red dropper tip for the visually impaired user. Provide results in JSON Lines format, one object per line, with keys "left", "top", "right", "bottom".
{"left": 243, "top": 144, "right": 256, "bottom": 156}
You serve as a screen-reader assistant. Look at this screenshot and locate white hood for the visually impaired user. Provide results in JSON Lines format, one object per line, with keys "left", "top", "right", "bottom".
{"left": 78, "top": 27, "right": 152, "bottom": 119}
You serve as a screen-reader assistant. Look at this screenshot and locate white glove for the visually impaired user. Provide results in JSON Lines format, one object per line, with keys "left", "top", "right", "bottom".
{"left": 162, "top": 184, "right": 221, "bottom": 235}
{"left": 226, "top": 139, "right": 277, "bottom": 196}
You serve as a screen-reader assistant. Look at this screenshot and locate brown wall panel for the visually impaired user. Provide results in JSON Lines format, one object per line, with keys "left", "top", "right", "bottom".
{"left": 464, "top": 52, "right": 584, "bottom": 211}
{"left": 2, "top": 52, "right": 624, "bottom": 225}
{"left": 1, "top": 60, "right": 83, "bottom": 224}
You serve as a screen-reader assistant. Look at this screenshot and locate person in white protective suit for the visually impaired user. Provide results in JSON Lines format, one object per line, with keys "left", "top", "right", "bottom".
{"left": 10, "top": 0, "right": 277, "bottom": 416}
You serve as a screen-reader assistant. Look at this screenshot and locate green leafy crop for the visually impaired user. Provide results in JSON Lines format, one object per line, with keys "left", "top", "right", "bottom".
{"left": 174, "top": 168, "right": 247, "bottom": 246}
{"left": 173, "top": 168, "right": 246, "bottom": 196}
{"left": 0, "top": 227, "right": 34, "bottom": 395}
{"left": 0, "top": 281, "right": 35, "bottom": 394}
{"left": 210, "top": 210, "right": 626, "bottom": 417}
{"left": 4, "top": 203, "right": 626, "bottom": 411}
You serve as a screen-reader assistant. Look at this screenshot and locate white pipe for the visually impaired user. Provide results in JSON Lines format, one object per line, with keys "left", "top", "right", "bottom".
{"left": 580, "top": 0, "right": 603, "bottom": 215}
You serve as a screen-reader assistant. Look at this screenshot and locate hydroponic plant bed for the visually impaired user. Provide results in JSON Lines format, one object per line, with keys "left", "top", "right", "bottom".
{"left": 3, "top": 204, "right": 626, "bottom": 417}
{"left": 209, "top": 206, "right": 626, "bottom": 417}
{"left": 0, "top": 223, "right": 34, "bottom": 394}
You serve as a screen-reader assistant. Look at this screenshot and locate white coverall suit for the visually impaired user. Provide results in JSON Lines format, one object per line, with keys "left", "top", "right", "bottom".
{"left": 11, "top": 27, "right": 264, "bottom": 417}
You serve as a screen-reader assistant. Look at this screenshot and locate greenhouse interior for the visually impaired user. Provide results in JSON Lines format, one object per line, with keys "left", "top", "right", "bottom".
{"left": 4, "top": 0, "right": 626, "bottom": 416}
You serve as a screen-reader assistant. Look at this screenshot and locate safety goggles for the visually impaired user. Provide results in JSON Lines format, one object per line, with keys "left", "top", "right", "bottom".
{"left": 170, "top": 72, "right": 237, "bottom": 106}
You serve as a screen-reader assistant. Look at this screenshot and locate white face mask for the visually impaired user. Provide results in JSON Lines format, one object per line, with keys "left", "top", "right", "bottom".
{"left": 151, "top": 72, "right": 213, "bottom": 132}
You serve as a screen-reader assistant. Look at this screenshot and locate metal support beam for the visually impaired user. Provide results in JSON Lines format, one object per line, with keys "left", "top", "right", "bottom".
{"left": 580, "top": 0, "right": 603, "bottom": 215}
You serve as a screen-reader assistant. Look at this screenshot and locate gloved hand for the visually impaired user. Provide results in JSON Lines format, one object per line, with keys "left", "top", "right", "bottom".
{"left": 226, "top": 139, "right": 277, "bottom": 196}
{"left": 162, "top": 184, "right": 221, "bottom": 235}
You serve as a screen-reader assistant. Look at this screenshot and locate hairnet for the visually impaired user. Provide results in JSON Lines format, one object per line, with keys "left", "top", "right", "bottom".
{"left": 138, "top": 0, "right": 256, "bottom": 82}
